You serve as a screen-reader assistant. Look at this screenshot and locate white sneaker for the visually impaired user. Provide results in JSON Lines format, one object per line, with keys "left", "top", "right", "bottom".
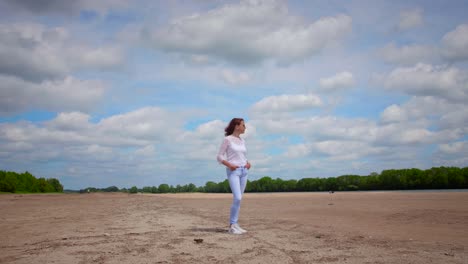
{"left": 228, "top": 226, "right": 243, "bottom": 235}
{"left": 232, "top": 224, "right": 247, "bottom": 233}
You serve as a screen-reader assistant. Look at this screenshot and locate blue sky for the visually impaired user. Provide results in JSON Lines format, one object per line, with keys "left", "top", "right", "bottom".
{"left": 0, "top": 0, "right": 467, "bottom": 190}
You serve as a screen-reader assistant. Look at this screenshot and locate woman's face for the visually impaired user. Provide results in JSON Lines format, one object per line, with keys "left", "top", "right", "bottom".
{"left": 236, "top": 121, "right": 246, "bottom": 134}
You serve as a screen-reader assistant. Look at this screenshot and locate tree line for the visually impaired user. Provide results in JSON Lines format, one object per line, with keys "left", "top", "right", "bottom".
{"left": 3, "top": 166, "right": 466, "bottom": 194}
{"left": 81, "top": 166, "right": 468, "bottom": 194}
{"left": 0, "top": 170, "right": 63, "bottom": 193}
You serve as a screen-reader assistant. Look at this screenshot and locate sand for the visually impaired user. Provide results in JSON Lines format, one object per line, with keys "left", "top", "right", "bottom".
{"left": 0, "top": 191, "right": 467, "bottom": 263}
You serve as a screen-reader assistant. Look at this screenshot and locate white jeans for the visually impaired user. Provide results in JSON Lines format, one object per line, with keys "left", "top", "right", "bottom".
{"left": 227, "top": 166, "right": 248, "bottom": 225}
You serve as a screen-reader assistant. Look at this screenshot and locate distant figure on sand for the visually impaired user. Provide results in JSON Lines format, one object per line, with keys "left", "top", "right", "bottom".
{"left": 217, "top": 118, "right": 251, "bottom": 235}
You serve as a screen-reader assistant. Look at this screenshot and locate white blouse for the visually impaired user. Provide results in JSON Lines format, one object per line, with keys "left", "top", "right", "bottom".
{"left": 216, "top": 135, "right": 247, "bottom": 166}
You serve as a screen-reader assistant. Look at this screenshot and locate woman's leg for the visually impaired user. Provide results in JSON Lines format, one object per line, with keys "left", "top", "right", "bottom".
{"left": 239, "top": 168, "right": 248, "bottom": 194}
{"left": 228, "top": 169, "right": 242, "bottom": 225}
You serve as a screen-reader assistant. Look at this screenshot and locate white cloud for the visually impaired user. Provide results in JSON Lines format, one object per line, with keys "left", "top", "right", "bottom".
{"left": 379, "top": 63, "right": 468, "bottom": 102}
{"left": 379, "top": 43, "right": 436, "bottom": 65}
{"left": 252, "top": 116, "right": 377, "bottom": 141}
{"left": 220, "top": 69, "right": 251, "bottom": 85}
{"left": 187, "top": 119, "right": 226, "bottom": 140}
{"left": 319, "top": 71, "right": 355, "bottom": 92}
{"left": 377, "top": 98, "right": 466, "bottom": 146}
{"left": 284, "top": 143, "right": 312, "bottom": 159}
{"left": 97, "top": 107, "right": 182, "bottom": 141}
{"left": 383, "top": 127, "right": 432, "bottom": 144}
{"left": 253, "top": 110, "right": 464, "bottom": 150}
{"left": 441, "top": 24, "right": 468, "bottom": 62}
{"left": 375, "top": 123, "right": 461, "bottom": 146}
{"left": 250, "top": 93, "right": 323, "bottom": 114}
{"left": 0, "top": 122, "right": 89, "bottom": 147}
{"left": 134, "top": 145, "right": 156, "bottom": 157}
{"left": 314, "top": 140, "right": 381, "bottom": 160}
{"left": 439, "top": 107, "right": 468, "bottom": 131}
{"left": 0, "top": 107, "right": 187, "bottom": 168}
{"left": 71, "top": 144, "right": 116, "bottom": 161}
{"left": 380, "top": 104, "right": 408, "bottom": 124}
{"left": 148, "top": 0, "right": 352, "bottom": 65}
{"left": 0, "top": 75, "right": 106, "bottom": 115}
{"left": 438, "top": 141, "right": 467, "bottom": 154}
{"left": 1, "top": 0, "right": 129, "bottom": 16}
{"left": 0, "top": 107, "right": 186, "bottom": 154}
{"left": 46, "top": 112, "right": 91, "bottom": 131}
{"left": 378, "top": 23, "right": 468, "bottom": 65}
{"left": 380, "top": 96, "right": 468, "bottom": 131}
{"left": 284, "top": 140, "right": 383, "bottom": 161}
{"left": 72, "top": 46, "right": 124, "bottom": 71}
{"left": 176, "top": 119, "right": 259, "bottom": 163}
{"left": 190, "top": 54, "right": 212, "bottom": 65}
{"left": 0, "top": 23, "right": 125, "bottom": 82}
{"left": 434, "top": 141, "right": 468, "bottom": 167}
{"left": 0, "top": 23, "right": 69, "bottom": 82}
{"left": 397, "top": 9, "right": 423, "bottom": 31}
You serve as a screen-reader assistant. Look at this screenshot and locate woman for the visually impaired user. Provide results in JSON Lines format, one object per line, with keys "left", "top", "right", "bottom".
{"left": 217, "top": 118, "right": 251, "bottom": 235}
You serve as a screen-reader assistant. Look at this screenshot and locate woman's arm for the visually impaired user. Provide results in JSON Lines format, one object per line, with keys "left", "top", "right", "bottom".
{"left": 222, "top": 160, "right": 238, "bottom": 171}
{"left": 217, "top": 138, "right": 238, "bottom": 170}
{"left": 216, "top": 138, "right": 228, "bottom": 163}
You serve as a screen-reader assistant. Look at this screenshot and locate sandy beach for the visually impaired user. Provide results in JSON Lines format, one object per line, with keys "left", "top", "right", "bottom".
{"left": 1, "top": 191, "right": 467, "bottom": 263}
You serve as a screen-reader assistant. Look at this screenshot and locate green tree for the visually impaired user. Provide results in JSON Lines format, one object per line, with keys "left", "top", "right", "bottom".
{"left": 380, "top": 170, "right": 400, "bottom": 190}
{"left": 36, "top": 178, "right": 54, "bottom": 192}
{"left": 405, "top": 168, "right": 423, "bottom": 189}
{"left": 256, "top": 176, "right": 274, "bottom": 192}
{"left": 158, "top": 184, "right": 170, "bottom": 193}
{"left": 1, "top": 172, "right": 17, "bottom": 192}
{"left": 324, "top": 177, "right": 337, "bottom": 192}
{"left": 186, "top": 183, "right": 197, "bottom": 192}
{"left": 129, "top": 186, "right": 138, "bottom": 194}
{"left": 16, "top": 172, "right": 34, "bottom": 192}
{"left": 281, "top": 179, "right": 297, "bottom": 192}
{"left": 336, "top": 175, "right": 361, "bottom": 191}
{"left": 142, "top": 186, "right": 152, "bottom": 193}
{"left": 425, "top": 167, "right": 448, "bottom": 189}
{"left": 447, "top": 167, "right": 463, "bottom": 189}
{"left": 47, "top": 178, "right": 64, "bottom": 192}
{"left": 463, "top": 167, "right": 468, "bottom": 188}
{"left": 204, "top": 181, "right": 219, "bottom": 192}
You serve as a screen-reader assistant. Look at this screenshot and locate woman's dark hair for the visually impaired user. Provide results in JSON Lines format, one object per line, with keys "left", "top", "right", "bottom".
{"left": 225, "top": 118, "right": 244, "bottom": 136}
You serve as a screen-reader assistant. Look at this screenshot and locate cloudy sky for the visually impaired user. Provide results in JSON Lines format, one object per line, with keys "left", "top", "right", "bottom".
{"left": 0, "top": 0, "right": 467, "bottom": 190}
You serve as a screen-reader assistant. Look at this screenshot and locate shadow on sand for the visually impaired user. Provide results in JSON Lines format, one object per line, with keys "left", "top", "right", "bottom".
{"left": 191, "top": 227, "right": 227, "bottom": 233}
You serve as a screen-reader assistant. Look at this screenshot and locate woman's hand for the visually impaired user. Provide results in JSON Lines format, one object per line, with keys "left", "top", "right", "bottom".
{"left": 245, "top": 162, "right": 251, "bottom": 170}
{"left": 222, "top": 160, "right": 238, "bottom": 171}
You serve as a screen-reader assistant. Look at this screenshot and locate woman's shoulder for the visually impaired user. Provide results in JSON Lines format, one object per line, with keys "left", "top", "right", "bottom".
{"left": 226, "top": 135, "right": 244, "bottom": 143}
